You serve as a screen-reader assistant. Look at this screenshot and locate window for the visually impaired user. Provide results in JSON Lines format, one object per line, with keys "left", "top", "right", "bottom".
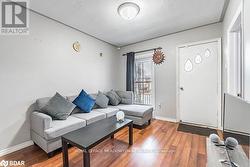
{"left": 134, "top": 54, "right": 154, "bottom": 105}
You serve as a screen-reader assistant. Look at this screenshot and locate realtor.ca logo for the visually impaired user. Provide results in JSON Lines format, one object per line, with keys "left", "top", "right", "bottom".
{"left": 0, "top": 160, "right": 25, "bottom": 167}
{"left": 0, "top": 0, "right": 29, "bottom": 35}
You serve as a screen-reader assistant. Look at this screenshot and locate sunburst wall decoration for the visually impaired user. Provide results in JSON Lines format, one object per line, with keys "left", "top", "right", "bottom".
{"left": 152, "top": 49, "right": 165, "bottom": 65}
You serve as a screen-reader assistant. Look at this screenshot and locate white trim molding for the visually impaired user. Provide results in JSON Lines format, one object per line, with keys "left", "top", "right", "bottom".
{"left": 0, "top": 140, "right": 33, "bottom": 157}
{"left": 154, "top": 116, "right": 177, "bottom": 123}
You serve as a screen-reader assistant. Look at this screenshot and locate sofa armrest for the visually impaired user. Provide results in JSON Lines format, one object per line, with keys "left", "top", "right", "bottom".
{"left": 31, "top": 111, "right": 52, "bottom": 138}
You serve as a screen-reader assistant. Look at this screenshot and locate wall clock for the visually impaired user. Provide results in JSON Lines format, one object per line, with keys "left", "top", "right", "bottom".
{"left": 73, "top": 41, "right": 80, "bottom": 52}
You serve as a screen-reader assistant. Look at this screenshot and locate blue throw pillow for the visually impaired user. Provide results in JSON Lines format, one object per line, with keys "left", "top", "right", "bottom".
{"left": 73, "top": 90, "right": 95, "bottom": 113}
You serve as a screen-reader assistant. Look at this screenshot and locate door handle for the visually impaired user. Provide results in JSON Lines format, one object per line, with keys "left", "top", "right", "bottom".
{"left": 180, "top": 87, "right": 184, "bottom": 91}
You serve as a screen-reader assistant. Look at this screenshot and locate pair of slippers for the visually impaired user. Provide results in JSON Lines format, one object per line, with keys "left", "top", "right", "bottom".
{"left": 209, "top": 133, "right": 238, "bottom": 150}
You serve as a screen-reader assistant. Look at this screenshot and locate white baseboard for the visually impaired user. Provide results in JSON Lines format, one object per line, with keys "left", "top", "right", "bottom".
{"left": 0, "top": 140, "right": 34, "bottom": 157}
{"left": 154, "top": 116, "right": 178, "bottom": 123}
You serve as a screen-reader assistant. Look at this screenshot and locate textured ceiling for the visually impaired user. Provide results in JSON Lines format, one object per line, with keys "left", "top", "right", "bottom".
{"left": 30, "top": 0, "right": 227, "bottom": 46}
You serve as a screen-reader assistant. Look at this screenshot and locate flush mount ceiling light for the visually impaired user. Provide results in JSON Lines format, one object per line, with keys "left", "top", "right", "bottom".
{"left": 118, "top": 2, "right": 140, "bottom": 20}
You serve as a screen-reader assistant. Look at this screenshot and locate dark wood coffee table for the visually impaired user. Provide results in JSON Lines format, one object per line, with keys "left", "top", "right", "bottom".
{"left": 61, "top": 116, "right": 133, "bottom": 167}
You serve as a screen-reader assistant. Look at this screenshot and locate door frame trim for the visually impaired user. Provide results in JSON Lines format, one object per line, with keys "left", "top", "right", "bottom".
{"left": 176, "top": 38, "right": 222, "bottom": 129}
{"left": 226, "top": 2, "right": 244, "bottom": 97}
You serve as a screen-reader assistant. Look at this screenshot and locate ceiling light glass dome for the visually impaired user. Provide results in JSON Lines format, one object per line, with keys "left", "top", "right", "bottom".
{"left": 118, "top": 2, "right": 140, "bottom": 20}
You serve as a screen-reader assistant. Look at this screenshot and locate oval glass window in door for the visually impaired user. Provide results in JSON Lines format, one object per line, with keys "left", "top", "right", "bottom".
{"left": 205, "top": 49, "right": 211, "bottom": 57}
{"left": 184, "top": 59, "right": 193, "bottom": 72}
{"left": 195, "top": 54, "right": 202, "bottom": 64}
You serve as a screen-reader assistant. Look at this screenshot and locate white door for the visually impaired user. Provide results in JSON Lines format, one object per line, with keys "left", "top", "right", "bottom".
{"left": 178, "top": 40, "right": 221, "bottom": 128}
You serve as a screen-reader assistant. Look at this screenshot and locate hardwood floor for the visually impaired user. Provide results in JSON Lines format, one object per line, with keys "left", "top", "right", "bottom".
{"left": 0, "top": 119, "right": 246, "bottom": 167}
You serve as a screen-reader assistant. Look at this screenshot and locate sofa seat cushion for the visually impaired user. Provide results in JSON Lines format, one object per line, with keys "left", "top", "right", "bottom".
{"left": 72, "top": 112, "right": 106, "bottom": 125}
{"left": 44, "top": 116, "right": 86, "bottom": 140}
{"left": 116, "top": 104, "right": 153, "bottom": 118}
{"left": 92, "top": 107, "right": 119, "bottom": 117}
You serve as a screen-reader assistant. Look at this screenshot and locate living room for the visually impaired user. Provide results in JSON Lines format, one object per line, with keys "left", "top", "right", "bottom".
{"left": 0, "top": 0, "right": 249, "bottom": 167}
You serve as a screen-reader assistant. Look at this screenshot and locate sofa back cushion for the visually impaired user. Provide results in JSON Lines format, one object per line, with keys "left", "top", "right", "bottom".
{"left": 89, "top": 94, "right": 99, "bottom": 109}
{"left": 36, "top": 97, "right": 51, "bottom": 111}
{"left": 66, "top": 95, "right": 77, "bottom": 103}
{"left": 116, "top": 91, "right": 133, "bottom": 104}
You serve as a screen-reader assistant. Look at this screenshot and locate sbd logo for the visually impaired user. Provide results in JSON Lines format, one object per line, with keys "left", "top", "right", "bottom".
{"left": 0, "top": 160, "right": 8, "bottom": 167}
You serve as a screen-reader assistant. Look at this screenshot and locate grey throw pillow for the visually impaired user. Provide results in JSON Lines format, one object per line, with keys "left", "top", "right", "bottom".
{"left": 116, "top": 90, "right": 133, "bottom": 104}
{"left": 106, "top": 90, "right": 121, "bottom": 106}
{"left": 95, "top": 91, "right": 109, "bottom": 108}
{"left": 41, "top": 92, "right": 76, "bottom": 120}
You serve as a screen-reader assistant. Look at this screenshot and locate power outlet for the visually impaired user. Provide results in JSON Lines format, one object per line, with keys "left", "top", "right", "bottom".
{"left": 158, "top": 103, "right": 162, "bottom": 110}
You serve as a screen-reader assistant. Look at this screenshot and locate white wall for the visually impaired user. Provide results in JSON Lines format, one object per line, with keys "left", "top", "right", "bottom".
{"left": 244, "top": 0, "right": 250, "bottom": 101}
{"left": 119, "top": 23, "right": 222, "bottom": 120}
{"left": 0, "top": 11, "right": 120, "bottom": 151}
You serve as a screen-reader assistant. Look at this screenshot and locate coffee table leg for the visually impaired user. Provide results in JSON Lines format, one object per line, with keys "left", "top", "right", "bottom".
{"left": 129, "top": 123, "right": 133, "bottom": 145}
{"left": 83, "top": 149, "right": 90, "bottom": 167}
{"left": 62, "top": 139, "right": 69, "bottom": 167}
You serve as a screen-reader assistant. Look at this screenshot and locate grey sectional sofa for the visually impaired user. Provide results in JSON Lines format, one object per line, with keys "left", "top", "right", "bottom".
{"left": 30, "top": 91, "right": 153, "bottom": 156}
